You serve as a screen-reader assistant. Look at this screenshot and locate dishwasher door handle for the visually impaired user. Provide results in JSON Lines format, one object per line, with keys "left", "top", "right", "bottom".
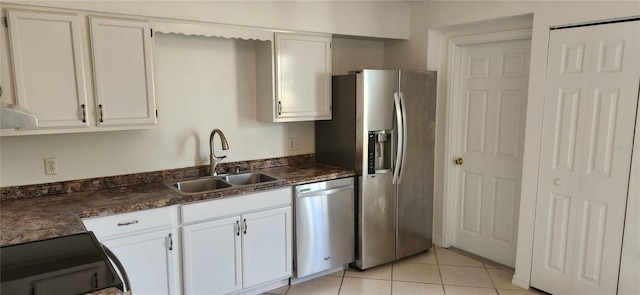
{"left": 296, "top": 186, "right": 353, "bottom": 198}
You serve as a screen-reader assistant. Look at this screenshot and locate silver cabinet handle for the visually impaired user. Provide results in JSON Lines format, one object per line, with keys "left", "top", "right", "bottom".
{"left": 236, "top": 220, "right": 240, "bottom": 236}
{"left": 98, "top": 104, "right": 104, "bottom": 122}
{"left": 243, "top": 218, "right": 247, "bottom": 234}
{"left": 278, "top": 101, "right": 282, "bottom": 116}
{"left": 117, "top": 220, "right": 139, "bottom": 226}
{"left": 168, "top": 233, "right": 173, "bottom": 251}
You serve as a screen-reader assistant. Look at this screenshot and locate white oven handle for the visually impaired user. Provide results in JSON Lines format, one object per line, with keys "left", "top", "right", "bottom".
{"left": 101, "top": 243, "right": 132, "bottom": 295}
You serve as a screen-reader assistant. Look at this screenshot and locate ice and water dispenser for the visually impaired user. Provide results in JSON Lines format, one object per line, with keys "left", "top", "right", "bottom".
{"left": 367, "top": 130, "right": 392, "bottom": 175}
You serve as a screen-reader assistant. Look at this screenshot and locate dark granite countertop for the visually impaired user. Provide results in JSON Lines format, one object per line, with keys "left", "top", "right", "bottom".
{"left": 0, "top": 157, "right": 355, "bottom": 247}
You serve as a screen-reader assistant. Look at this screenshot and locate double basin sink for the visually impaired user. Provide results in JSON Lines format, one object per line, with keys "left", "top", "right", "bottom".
{"left": 164, "top": 171, "right": 285, "bottom": 196}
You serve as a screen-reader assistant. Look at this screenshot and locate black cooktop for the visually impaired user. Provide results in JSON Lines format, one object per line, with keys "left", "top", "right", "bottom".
{"left": 1, "top": 232, "right": 123, "bottom": 295}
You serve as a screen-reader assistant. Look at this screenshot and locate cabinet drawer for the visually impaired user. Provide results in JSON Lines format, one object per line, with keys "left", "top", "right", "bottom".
{"left": 83, "top": 206, "right": 176, "bottom": 239}
{"left": 181, "top": 187, "right": 292, "bottom": 224}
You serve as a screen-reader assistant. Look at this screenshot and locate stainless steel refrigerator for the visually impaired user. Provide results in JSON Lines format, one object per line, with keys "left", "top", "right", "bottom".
{"left": 315, "top": 69, "right": 436, "bottom": 270}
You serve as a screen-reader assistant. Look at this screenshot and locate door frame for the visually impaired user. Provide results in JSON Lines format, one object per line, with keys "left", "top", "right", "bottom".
{"left": 442, "top": 29, "right": 532, "bottom": 247}
{"left": 619, "top": 89, "right": 640, "bottom": 294}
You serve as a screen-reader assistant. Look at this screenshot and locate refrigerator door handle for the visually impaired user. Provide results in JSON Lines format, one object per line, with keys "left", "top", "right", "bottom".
{"left": 398, "top": 92, "right": 408, "bottom": 183}
{"left": 393, "top": 92, "right": 404, "bottom": 185}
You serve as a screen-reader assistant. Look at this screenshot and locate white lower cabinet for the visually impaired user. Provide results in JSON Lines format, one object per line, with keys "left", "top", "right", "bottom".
{"left": 83, "top": 187, "right": 292, "bottom": 295}
{"left": 102, "top": 228, "right": 179, "bottom": 295}
{"left": 181, "top": 187, "right": 293, "bottom": 295}
{"left": 182, "top": 207, "right": 292, "bottom": 295}
{"left": 182, "top": 216, "right": 242, "bottom": 294}
{"left": 241, "top": 207, "right": 291, "bottom": 289}
{"left": 82, "top": 206, "right": 180, "bottom": 295}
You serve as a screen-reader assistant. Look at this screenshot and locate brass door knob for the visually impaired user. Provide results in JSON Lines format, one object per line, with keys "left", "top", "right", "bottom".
{"left": 454, "top": 158, "right": 464, "bottom": 165}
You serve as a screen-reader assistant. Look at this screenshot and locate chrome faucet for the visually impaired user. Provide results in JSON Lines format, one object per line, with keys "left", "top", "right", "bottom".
{"left": 209, "top": 129, "right": 229, "bottom": 176}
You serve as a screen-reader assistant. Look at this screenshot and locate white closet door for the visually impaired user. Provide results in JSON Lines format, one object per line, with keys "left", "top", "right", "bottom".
{"left": 532, "top": 20, "right": 639, "bottom": 295}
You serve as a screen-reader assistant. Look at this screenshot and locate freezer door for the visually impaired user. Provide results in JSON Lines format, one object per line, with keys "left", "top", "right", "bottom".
{"left": 359, "top": 69, "right": 399, "bottom": 132}
{"left": 395, "top": 71, "right": 436, "bottom": 259}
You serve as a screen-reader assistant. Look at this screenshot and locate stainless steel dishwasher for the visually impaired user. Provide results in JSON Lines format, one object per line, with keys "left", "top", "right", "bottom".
{"left": 293, "top": 177, "right": 354, "bottom": 281}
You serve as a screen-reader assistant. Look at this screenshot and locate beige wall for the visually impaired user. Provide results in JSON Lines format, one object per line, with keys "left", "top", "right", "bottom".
{"left": 4, "top": 1, "right": 409, "bottom": 39}
{"left": 0, "top": 2, "right": 387, "bottom": 187}
{"left": 383, "top": 0, "right": 640, "bottom": 288}
{"left": 2, "top": 0, "right": 639, "bottom": 289}
{"left": 332, "top": 37, "right": 385, "bottom": 75}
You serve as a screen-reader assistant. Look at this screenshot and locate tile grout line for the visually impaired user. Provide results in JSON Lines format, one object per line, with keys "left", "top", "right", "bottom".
{"left": 338, "top": 270, "right": 345, "bottom": 295}
{"left": 390, "top": 261, "right": 394, "bottom": 295}
{"left": 434, "top": 246, "right": 446, "bottom": 294}
{"left": 484, "top": 259, "right": 500, "bottom": 294}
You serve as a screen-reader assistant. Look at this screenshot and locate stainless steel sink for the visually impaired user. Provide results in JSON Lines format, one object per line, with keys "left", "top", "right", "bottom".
{"left": 164, "top": 171, "right": 285, "bottom": 196}
{"left": 223, "top": 172, "right": 279, "bottom": 185}
{"left": 169, "top": 177, "right": 232, "bottom": 194}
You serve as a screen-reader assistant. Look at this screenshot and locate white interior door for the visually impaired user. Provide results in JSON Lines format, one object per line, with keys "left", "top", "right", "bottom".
{"left": 531, "top": 20, "right": 639, "bottom": 295}
{"left": 452, "top": 38, "right": 531, "bottom": 267}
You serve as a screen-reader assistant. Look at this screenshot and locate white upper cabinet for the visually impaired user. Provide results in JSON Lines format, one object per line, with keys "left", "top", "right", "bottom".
{"left": 89, "top": 17, "right": 156, "bottom": 127}
{"left": 2, "top": 6, "right": 157, "bottom": 136}
{"left": 258, "top": 32, "right": 332, "bottom": 122}
{"left": 7, "top": 9, "right": 89, "bottom": 128}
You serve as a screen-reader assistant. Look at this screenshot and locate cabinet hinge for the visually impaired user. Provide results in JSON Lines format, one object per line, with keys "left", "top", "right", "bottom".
{"left": 3, "top": 17, "right": 8, "bottom": 28}
{"left": 329, "top": 42, "right": 332, "bottom": 49}
{"left": 150, "top": 28, "right": 153, "bottom": 38}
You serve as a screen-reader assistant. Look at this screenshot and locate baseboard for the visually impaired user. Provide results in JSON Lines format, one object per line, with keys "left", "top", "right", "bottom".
{"left": 237, "top": 278, "right": 289, "bottom": 295}
{"left": 511, "top": 273, "right": 530, "bottom": 289}
{"left": 432, "top": 235, "right": 443, "bottom": 247}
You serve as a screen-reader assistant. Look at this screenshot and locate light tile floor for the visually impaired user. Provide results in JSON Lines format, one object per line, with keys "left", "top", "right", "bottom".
{"left": 264, "top": 246, "right": 548, "bottom": 295}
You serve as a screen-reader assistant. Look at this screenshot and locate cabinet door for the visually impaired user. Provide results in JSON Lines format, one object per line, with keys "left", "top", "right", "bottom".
{"left": 241, "top": 206, "right": 292, "bottom": 288}
{"left": 274, "top": 33, "right": 331, "bottom": 121}
{"left": 89, "top": 17, "right": 156, "bottom": 127}
{"left": 7, "top": 9, "right": 89, "bottom": 128}
{"left": 102, "top": 228, "right": 179, "bottom": 295}
{"left": 182, "top": 216, "right": 242, "bottom": 295}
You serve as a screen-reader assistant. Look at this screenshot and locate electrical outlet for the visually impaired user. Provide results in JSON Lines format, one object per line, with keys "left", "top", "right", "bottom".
{"left": 44, "top": 158, "right": 58, "bottom": 175}
{"left": 288, "top": 138, "right": 300, "bottom": 151}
